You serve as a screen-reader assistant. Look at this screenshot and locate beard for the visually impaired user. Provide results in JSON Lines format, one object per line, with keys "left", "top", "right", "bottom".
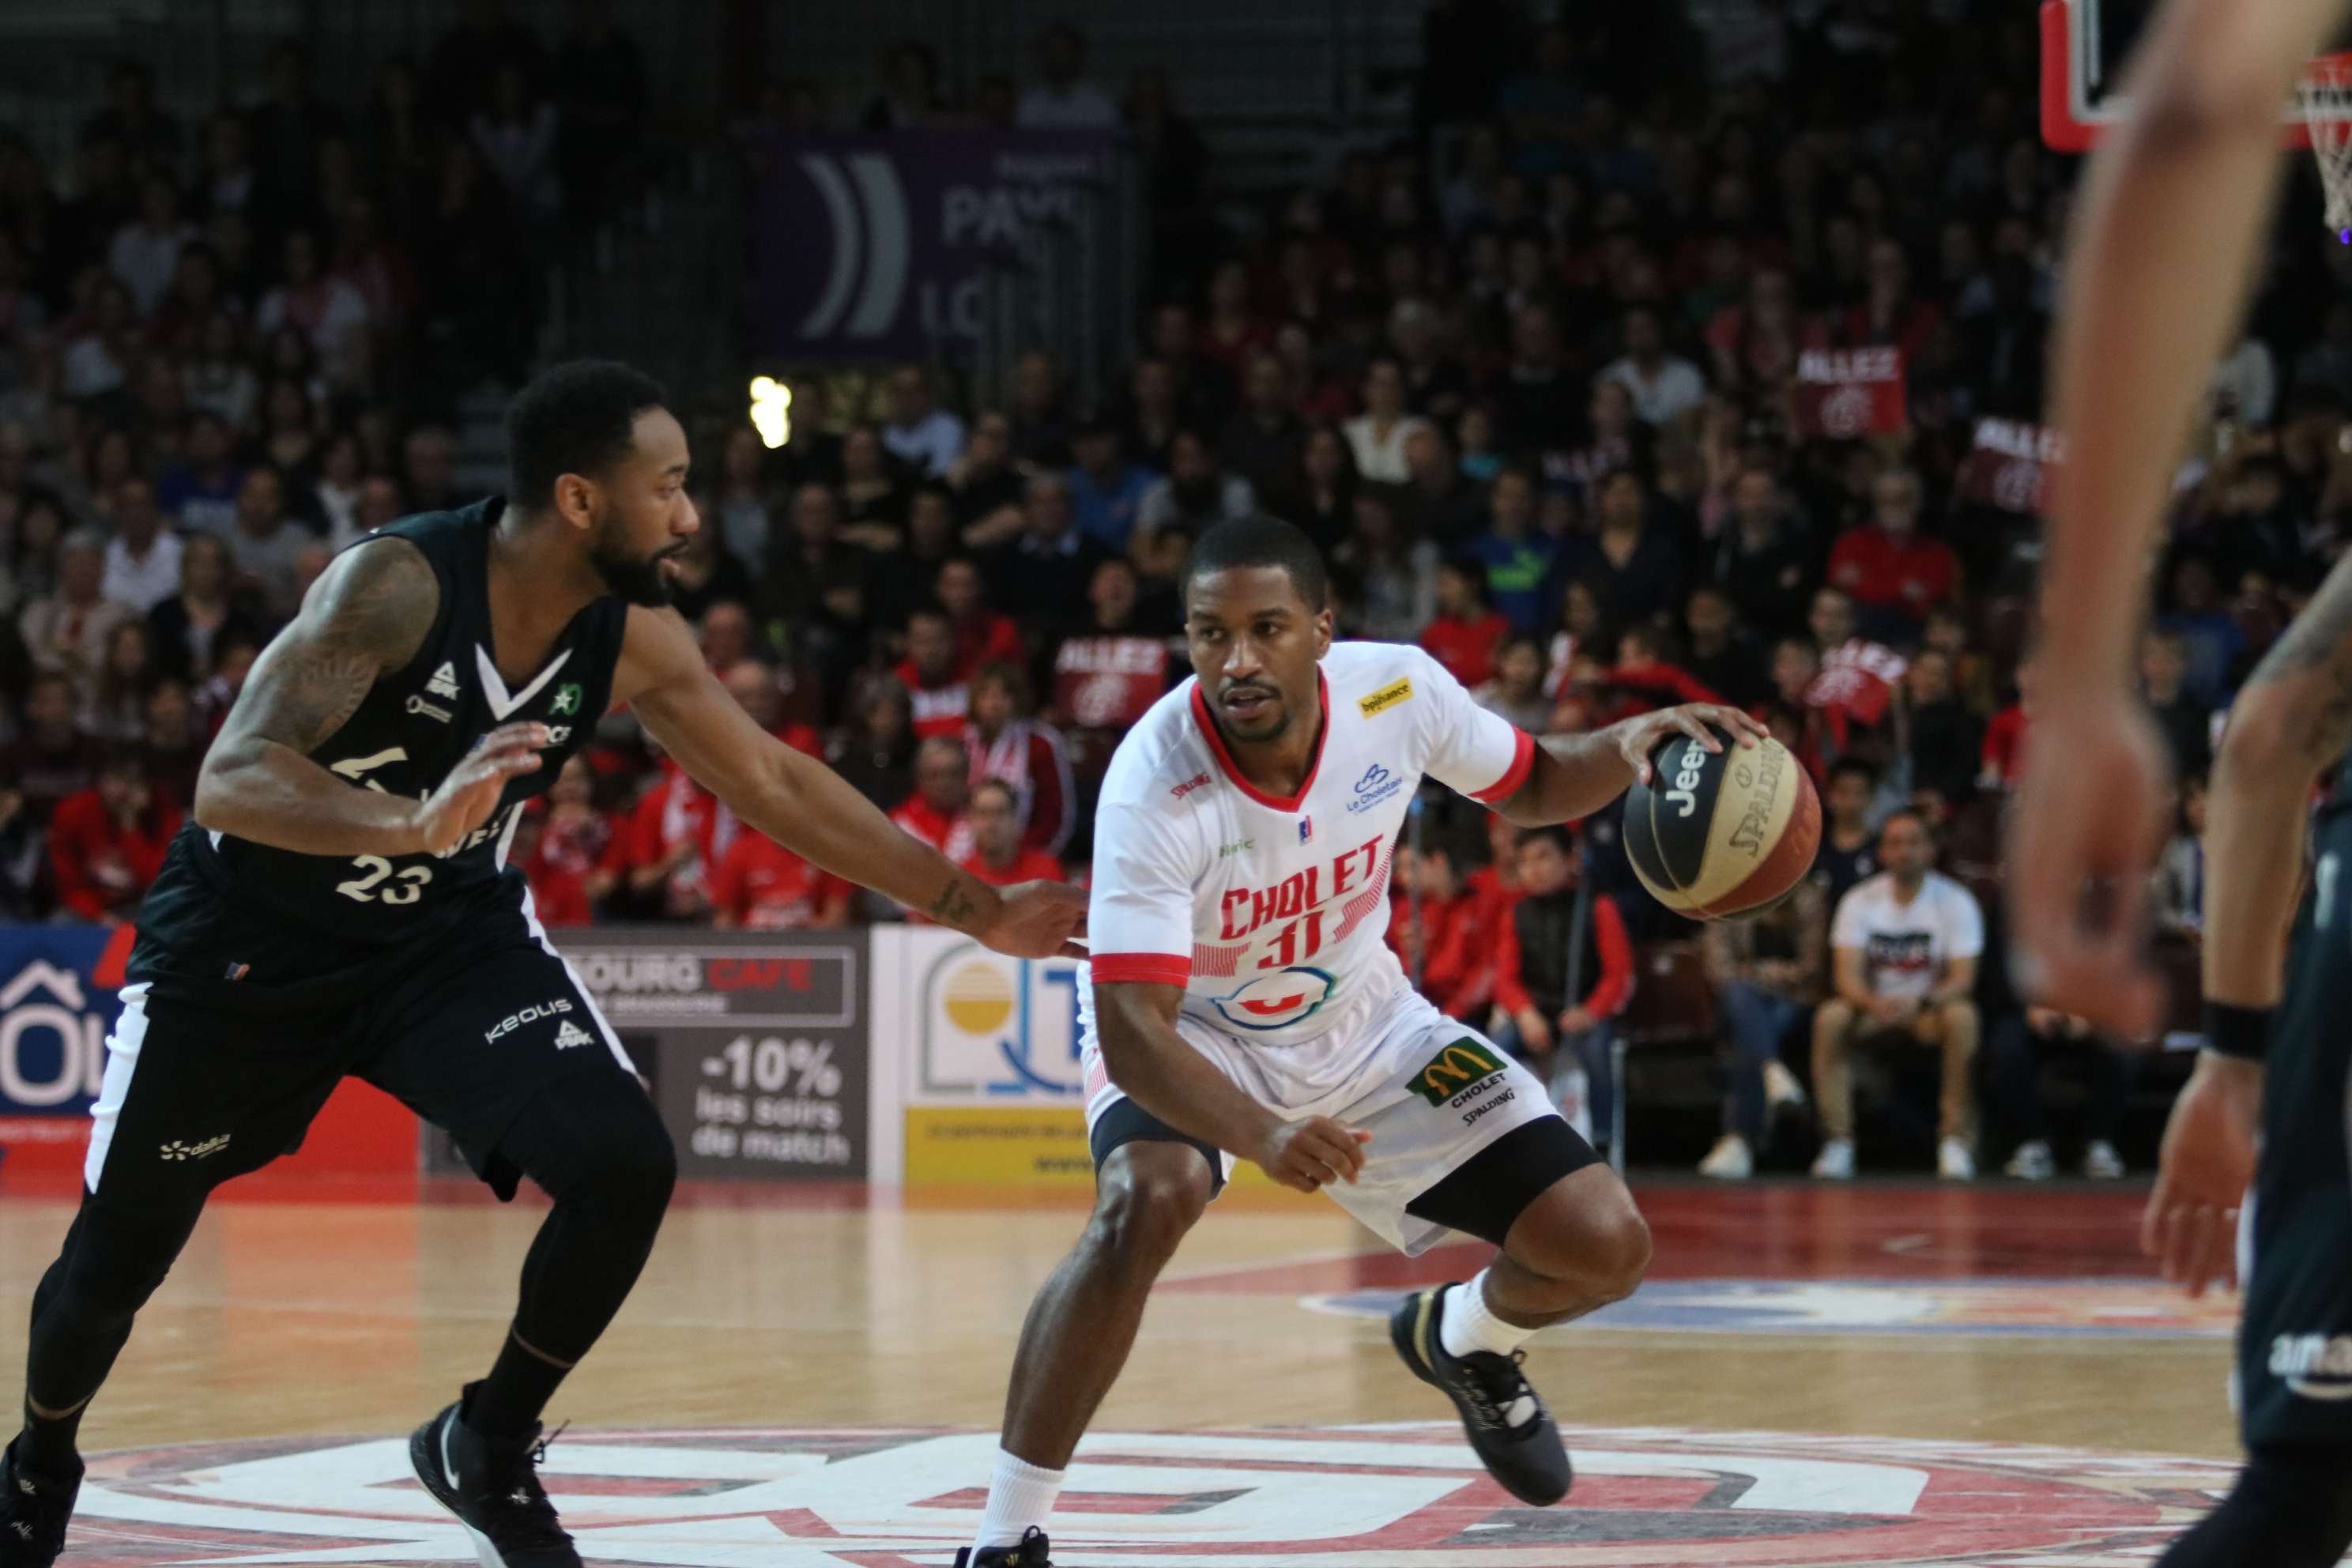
{"left": 588, "top": 507, "right": 683, "bottom": 607}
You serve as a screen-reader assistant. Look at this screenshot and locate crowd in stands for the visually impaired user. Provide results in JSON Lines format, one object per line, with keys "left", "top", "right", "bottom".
{"left": 0, "top": 1, "right": 2325, "bottom": 1174}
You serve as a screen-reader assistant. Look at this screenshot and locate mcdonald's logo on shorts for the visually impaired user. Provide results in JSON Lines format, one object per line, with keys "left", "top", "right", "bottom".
{"left": 1409, "top": 1037, "right": 1506, "bottom": 1106}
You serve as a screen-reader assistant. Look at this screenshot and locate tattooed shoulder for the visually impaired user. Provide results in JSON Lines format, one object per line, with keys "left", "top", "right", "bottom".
{"left": 224, "top": 538, "right": 439, "bottom": 755}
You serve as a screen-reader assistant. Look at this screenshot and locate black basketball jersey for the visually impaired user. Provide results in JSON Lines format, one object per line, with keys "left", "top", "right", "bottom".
{"left": 138, "top": 499, "right": 627, "bottom": 958}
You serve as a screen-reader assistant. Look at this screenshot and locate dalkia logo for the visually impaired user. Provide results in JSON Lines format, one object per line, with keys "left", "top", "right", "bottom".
{"left": 1409, "top": 1037, "right": 1507, "bottom": 1106}
{"left": 1212, "top": 967, "right": 1335, "bottom": 1031}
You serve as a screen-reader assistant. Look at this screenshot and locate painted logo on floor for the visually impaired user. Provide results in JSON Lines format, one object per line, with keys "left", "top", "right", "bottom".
{"left": 1308, "top": 1278, "right": 2240, "bottom": 1339}
{"left": 60, "top": 1424, "right": 2234, "bottom": 1566}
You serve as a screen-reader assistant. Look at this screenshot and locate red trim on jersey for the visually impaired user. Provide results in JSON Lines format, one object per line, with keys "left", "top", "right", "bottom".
{"left": 1187, "top": 672, "right": 1330, "bottom": 814}
{"left": 1091, "top": 952, "right": 1193, "bottom": 987}
{"left": 1470, "top": 728, "right": 1538, "bottom": 805}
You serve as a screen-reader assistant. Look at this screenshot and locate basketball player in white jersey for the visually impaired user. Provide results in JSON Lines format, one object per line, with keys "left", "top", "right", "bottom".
{"left": 2007, "top": 0, "right": 2352, "bottom": 1559}
{"left": 955, "top": 516, "right": 1762, "bottom": 1567}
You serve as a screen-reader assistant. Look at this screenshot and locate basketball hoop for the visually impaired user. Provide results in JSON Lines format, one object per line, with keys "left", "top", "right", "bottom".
{"left": 2299, "top": 51, "right": 2352, "bottom": 239}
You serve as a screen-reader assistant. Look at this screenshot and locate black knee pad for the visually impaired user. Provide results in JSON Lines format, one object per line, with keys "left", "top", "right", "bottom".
{"left": 502, "top": 1069, "right": 677, "bottom": 1216}
{"left": 52, "top": 1193, "right": 205, "bottom": 1317}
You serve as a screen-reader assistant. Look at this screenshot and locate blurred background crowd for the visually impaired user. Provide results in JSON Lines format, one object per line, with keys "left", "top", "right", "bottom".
{"left": 0, "top": 0, "right": 2328, "bottom": 1171}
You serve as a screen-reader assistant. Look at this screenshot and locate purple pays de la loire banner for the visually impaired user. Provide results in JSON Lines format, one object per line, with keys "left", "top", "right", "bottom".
{"left": 754, "top": 130, "right": 1121, "bottom": 363}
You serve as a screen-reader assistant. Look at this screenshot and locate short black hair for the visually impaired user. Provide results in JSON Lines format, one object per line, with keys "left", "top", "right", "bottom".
{"left": 506, "top": 360, "right": 669, "bottom": 510}
{"left": 1516, "top": 824, "right": 1575, "bottom": 855}
{"left": 1180, "top": 514, "right": 1329, "bottom": 613}
{"left": 1828, "top": 757, "right": 1878, "bottom": 788}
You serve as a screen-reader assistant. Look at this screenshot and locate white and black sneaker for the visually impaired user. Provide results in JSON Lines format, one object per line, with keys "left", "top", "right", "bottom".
{"left": 0, "top": 1437, "right": 77, "bottom": 1568}
{"left": 1389, "top": 1285, "right": 1571, "bottom": 1506}
{"left": 953, "top": 1527, "right": 1054, "bottom": 1566}
{"left": 409, "top": 1385, "right": 579, "bottom": 1568}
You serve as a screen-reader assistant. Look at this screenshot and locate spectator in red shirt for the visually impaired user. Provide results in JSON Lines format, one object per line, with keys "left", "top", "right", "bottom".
{"left": 936, "top": 556, "right": 1024, "bottom": 674}
{"left": 1980, "top": 659, "right": 2038, "bottom": 791}
{"left": 615, "top": 757, "right": 733, "bottom": 922}
{"left": 892, "top": 733, "right": 975, "bottom": 867}
{"left": 511, "top": 806, "right": 594, "bottom": 927}
{"left": 1826, "top": 467, "right": 1959, "bottom": 639}
{"left": 1388, "top": 839, "right": 1468, "bottom": 1004}
{"left": 710, "top": 831, "right": 851, "bottom": 929}
{"left": 536, "top": 753, "right": 620, "bottom": 912}
{"left": 964, "top": 661, "right": 1075, "bottom": 855}
{"left": 1494, "top": 827, "right": 1636, "bottom": 1152}
{"left": 1835, "top": 237, "right": 1941, "bottom": 364}
{"left": 719, "top": 658, "right": 824, "bottom": 757}
{"left": 1610, "top": 622, "right": 1726, "bottom": 710}
{"left": 50, "top": 747, "right": 179, "bottom": 923}
{"left": 960, "top": 778, "right": 1066, "bottom": 888}
{"left": 896, "top": 606, "right": 970, "bottom": 739}
{"left": 1419, "top": 558, "right": 1511, "bottom": 690}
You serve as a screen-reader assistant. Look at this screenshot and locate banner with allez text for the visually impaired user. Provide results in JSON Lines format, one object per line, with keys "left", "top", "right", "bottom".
{"left": 1958, "top": 418, "right": 2064, "bottom": 515}
{"left": 1792, "top": 348, "right": 1908, "bottom": 439}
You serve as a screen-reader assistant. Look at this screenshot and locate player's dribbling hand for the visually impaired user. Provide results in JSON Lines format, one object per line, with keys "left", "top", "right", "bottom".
{"left": 976, "top": 879, "right": 1088, "bottom": 959}
{"left": 2006, "top": 696, "right": 2173, "bottom": 1038}
{"left": 1256, "top": 1116, "right": 1372, "bottom": 1192}
{"left": 1615, "top": 705, "right": 1766, "bottom": 784}
{"left": 2141, "top": 1053, "right": 2261, "bottom": 1298}
{"left": 412, "top": 722, "right": 548, "bottom": 856}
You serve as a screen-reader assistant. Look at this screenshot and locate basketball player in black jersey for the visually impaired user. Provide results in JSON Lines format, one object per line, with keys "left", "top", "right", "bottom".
{"left": 2007, "top": 0, "right": 2352, "bottom": 1561}
{"left": 0, "top": 361, "right": 1084, "bottom": 1568}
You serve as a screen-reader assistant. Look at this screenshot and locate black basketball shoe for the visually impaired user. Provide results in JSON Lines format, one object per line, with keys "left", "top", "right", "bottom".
{"left": 0, "top": 1437, "right": 77, "bottom": 1568}
{"left": 953, "top": 1527, "right": 1054, "bottom": 1566}
{"left": 1389, "top": 1283, "right": 1572, "bottom": 1506}
{"left": 410, "top": 1385, "right": 579, "bottom": 1568}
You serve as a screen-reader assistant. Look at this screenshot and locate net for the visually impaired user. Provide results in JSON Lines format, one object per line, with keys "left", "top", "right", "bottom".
{"left": 2300, "top": 51, "right": 2352, "bottom": 239}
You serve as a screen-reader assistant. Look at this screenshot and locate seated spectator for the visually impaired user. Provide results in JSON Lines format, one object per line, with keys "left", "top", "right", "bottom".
{"left": 1683, "top": 585, "right": 1769, "bottom": 709}
{"left": 1566, "top": 469, "right": 1686, "bottom": 625}
{"left": 256, "top": 228, "right": 370, "bottom": 392}
{"left": 1978, "top": 660, "right": 2037, "bottom": 792}
{"left": 1217, "top": 352, "right": 1303, "bottom": 499}
{"left": 1419, "top": 558, "right": 1511, "bottom": 690}
{"left": 1343, "top": 356, "right": 1433, "bottom": 484}
{"left": 1812, "top": 758, "right": 1885, "bottom": 914}
{"left": 1495, "top": 826, "right": 1634, "bottom": 1153}
{"left": 1066, "top": 413, "right": 1154, "bottom": 555}
{"left": 943, "top": 413, "right": 1027, "bottom": 538}
{"left": 1461, "top": 466, "right": 1560, "bottom": 632}
{"left": 763, "top": 483, "right": 869, "bottom": 646}
{"left": 710, "top": 827, "right": 851, "bottom": 929}
{"left": 1136, "top": 427, "right": 1254, "bottom": 536}
{"left": 194, "top": 635, "right": 262, "bottom": 739}
{"left": 1812, "top": 810, "right": 1984, "bottom": 1181}
{"left": 959, "top": 778, "right": 1066, "bottom": 888}
{"left": 2152, "top": 772, "right": 2208, "bottom": 941}
{"left": 935, "top": 556, "right": 1024, "bottom": 673}
{"left": 985, "top": 472, "right": 1102, "bottom": 646}
{"left": 1598, "top": 305, "right": 1706, "bottom": 427}
{"left": 148, "top": 532, "right": 262, "bottom": 685}
{"left": 1610, "top": 623, "right": 1724, "bottom": 710}
{"left": 1331, "top": 490, "right": 1437, "bottom": 643}
{"left": 209, "top": 466, "right": 311, "bottom": 625}
{"left": 880, "top": 363, "right": 965, "bottom": 477}
{"left": 2, "top": 674, "right": 95, "bottom": 825}
{"left": 664, "top": 521, "right": 756, "bottom": 624}
{"left": 2156, "top": 551, "right": 2246, "bottom": 710}
{"left": 49, "top": 746, "right": 179, "bottom": 924}
{"left": 833, "top": 679, "right": 917, "bottom": 812}
{"left": 2140, "top": 627, "right": 2212, "bottom": 782}
{"left": 719, "top": 660, "right": 823, "bottom": 758}
{"left": 1266, "top": 422, "right": 1357, "bottom": 557}
{"left": 21, "top": 532, "right": 133, "bottom": 703}
{"left": 534, "top": 753, "right": 620, "bottom": 914}
{"left": 511, "top": 807, "right": 594, "bottom": 927}
{"left": 85, "top": 620, "right": 155, "bottom": 742}
{"left": 1389, "top": 839, "right": 1465, "bottom": 1000}
{"left": 1902, "top": 648, "right": 1984, "bottom": 808}
{"left": 893, "top": 733, "right": 976, "bottom": 873}
{"left": 140, "top": 677, "right": 204, "bottom": 812}
{"left": 1989, "top": 1007, "right": 2136, "bottom": 1181}
{"left": 614, "top": 756, "right": 730, "bottom": 922}
{"left": 1016, "top": 21, "right": 1118, "bottom": 128}
{"left": 1476, "top": 631, "right": 1551, "bottom": 733}
{"left": 704, "top": 424, "right": 775, "bottom": 575}
{"left": 1707, "top": 462, "right": 1814, "bottom": 639}
{"left": 1008, "top": 349, "right": 1073, "bottom": 466}
{"left": 1391, "top": 424, "right": 1483, "bottom": 547}
{"left": 899, "top": 607, "right": 971, "bottom": 740}
{"left": 1698, "top": 875, "right": 1826, "bottom": 1178}
{"left": 100, "top": 477, "right": 184, "bottom": 614}
{"left": 1826, "top": 466, "right": 1958, "bottom": 639}
{"left": 964, "top": 661, "right": 1074, "bottom": 856}
{"left": 1422, "top": 833, "right": 1521, "bottom": 1021}
{"left": 836, "top": 425, "right": 911, "bottom": 546}
{"left": 0, "top": 771, "right": 48, "bottom": 920}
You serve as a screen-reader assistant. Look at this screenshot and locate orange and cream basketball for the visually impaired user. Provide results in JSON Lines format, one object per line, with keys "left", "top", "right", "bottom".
{"left": 1623, "top": 731, "right": 1820, "bottom": 918}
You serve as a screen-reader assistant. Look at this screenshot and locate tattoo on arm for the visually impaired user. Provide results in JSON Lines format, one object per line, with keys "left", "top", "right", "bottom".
{"left": 2244, "top": 551, "right": 2352, "bottom": 763}
{"left": 218, "top": 539, "right": 438, "bottom": 757}
{"left": 928, "top": 877, "right": 978, "bottom": 926}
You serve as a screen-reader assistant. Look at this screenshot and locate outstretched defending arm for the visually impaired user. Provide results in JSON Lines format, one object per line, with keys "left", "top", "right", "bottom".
{"left": 195, "top": 536, "right": 548, "bottom": 858}
{"left": 613, "top": 603, "right": 1083, "bottom": 959}
{"left": 2010, "top": 0, "right": 2351, "bottom": 1033}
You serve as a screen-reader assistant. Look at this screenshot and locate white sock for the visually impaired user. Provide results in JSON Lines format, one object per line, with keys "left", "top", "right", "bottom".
{"left": 1439, "top": 1268, "right": 1537, "bottom": 1359}
{"left": 973, "top": 1447, "right": 1065, "bottom": 1552}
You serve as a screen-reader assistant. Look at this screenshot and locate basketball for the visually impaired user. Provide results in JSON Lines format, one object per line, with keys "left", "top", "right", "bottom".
{"left": 1623, "top": 730, "right": 1821, "bottom": 918}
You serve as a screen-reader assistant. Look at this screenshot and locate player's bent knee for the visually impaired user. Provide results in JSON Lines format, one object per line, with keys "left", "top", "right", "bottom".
{"left": 1089, "top": 1144, "right": 1212, "bottom": 1267}
{"left": 1506, "top": 1169, "right": 1651, "bottom": 1301}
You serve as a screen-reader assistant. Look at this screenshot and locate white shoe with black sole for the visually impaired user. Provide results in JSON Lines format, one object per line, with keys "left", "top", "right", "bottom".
{"left": 409, "top": 1386, "right": 579, "bottom": 1568}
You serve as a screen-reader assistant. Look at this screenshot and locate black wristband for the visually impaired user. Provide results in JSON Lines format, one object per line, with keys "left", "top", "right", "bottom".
{"left": 2203, "top": 1001, "right": 2274, "bottom": 1062}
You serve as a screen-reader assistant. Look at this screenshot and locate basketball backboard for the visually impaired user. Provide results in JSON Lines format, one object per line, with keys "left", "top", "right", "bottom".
{"left": 2039, "top": 0, "right": 2328, "bottom": 150}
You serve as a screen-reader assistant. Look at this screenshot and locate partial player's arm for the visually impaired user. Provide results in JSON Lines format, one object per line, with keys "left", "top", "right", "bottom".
{"left": 613, "top": 604, "right": 1081, "bottom": 959}
{"left": 1094, "top": 981, "right": 1369, "bottom": 1192}
{"left": 2011, "top": 0, "right": 2351, "bottom": 1032}
{"left": 2139, "top": 551, "right": 2352, "bottom": 1291}
{"left": 195, "top": 537, "right": 548, "bottom": 857}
